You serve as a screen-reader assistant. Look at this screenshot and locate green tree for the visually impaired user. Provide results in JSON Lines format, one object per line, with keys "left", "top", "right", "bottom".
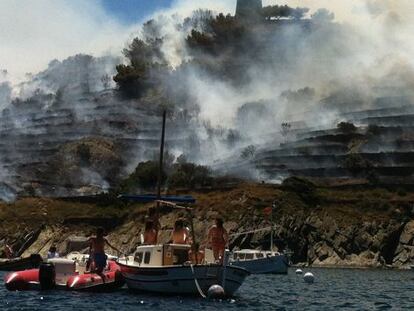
{"left": 120, "top": 161, "right": 166, "bottom": 191}
{"left": 113, "top": 37, "right": 168, "bottom": 98}
{"left": 337, "top": 122, "right": 357, "bottom": 134}
{"left": 168, "top": 162, "right": 212, "bottom": 189}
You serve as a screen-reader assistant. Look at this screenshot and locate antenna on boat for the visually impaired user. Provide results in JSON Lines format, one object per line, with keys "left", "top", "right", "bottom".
{"left": 156, "top": 110, "right": 167, "bottom": 207}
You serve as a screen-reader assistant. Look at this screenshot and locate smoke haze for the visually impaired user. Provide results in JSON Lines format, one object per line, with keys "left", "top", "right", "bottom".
{"left": 1, "top": 0, "right": 414, "bottom": 198}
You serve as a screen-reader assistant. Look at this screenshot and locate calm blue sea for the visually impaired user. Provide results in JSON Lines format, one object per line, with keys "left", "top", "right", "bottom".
{"left": 2, "top": 268, "right": 414, "bottom": 310}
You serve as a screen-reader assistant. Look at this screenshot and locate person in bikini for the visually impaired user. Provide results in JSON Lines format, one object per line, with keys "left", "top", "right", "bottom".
{"left": 207, "top": 217, "right": 229, "bottom": 263}
{"left": 88, "top": 227, "right": 120, "bottom": 274}
{"left": 170, "top": 219, "right": 191, "bottom": 244}
{"left": 143, "top": 220, "right": 158, "bottom": 245}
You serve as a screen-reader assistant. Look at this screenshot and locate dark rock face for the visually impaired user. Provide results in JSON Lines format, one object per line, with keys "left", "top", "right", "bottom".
{"left": 231, "top": 211, "right": 413, "bottom": 268}
{"left": 393, "top": 220, "right": 414, "bottom": 266}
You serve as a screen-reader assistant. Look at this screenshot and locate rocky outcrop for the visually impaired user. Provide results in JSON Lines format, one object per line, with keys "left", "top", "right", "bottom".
{"left": 230, "top": 210, "right": 410, "bottom": 268}
{"left": 392, "top": 220, "right": 414, "bottom": 267}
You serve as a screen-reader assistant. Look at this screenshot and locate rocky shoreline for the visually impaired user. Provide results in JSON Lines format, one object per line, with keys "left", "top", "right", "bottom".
{"left": 1, "top": 182, "right": 414, "bottom": 269}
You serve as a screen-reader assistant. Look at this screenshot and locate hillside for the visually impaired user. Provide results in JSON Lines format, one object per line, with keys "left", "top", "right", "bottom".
{"left": 1, "top": 182, "right": 414, "bottom": 268}
{"left": 0, "top": 4, "right": 413, "bottom": 200}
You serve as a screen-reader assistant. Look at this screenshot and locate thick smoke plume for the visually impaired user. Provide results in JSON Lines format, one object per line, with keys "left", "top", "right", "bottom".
{"left": 0, "top": 0, "right": 413, "bottom": 199}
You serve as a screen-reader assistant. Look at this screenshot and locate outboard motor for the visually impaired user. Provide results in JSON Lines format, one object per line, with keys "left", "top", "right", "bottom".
{"left": 30, "top": 254, "right": 43, "bottom": 268}
{"left": 39, "top": 263, "right": 56, "bottom": 290}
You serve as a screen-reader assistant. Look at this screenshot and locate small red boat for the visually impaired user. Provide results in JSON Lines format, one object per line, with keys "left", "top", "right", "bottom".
{"left": 4, "top": 258, "right": 124, "bottom": 292}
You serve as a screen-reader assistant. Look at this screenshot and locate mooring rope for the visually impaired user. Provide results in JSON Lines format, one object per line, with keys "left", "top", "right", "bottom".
{"left": 190, "top": 264, "right": 206, "bottom": 298}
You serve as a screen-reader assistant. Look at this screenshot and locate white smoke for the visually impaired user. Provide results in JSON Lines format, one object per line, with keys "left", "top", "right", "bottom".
{"left": 1, "top": 0, "right": 414, "bottom": 193}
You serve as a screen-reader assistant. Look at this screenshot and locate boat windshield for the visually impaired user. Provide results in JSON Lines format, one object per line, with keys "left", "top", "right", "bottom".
{"left": 144, "top": 252, "right": 151, "bottom": 264}
{"left": 245, "top": 253, "right": 254, "bottom": 260}
{"left": 135, "top": 252, "right": 143, "bottom": 264}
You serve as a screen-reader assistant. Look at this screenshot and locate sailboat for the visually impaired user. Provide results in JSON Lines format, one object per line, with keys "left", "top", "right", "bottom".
{"left": 118, "top": 111, "right": 250, "bottom": 297}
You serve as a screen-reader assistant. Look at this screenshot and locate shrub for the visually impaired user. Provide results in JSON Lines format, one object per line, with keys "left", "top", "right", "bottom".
{"left": 343, "top": 154, "right": 372, "bottom": 176}
{"left": 337, "top": 122, "right": 357, "bottom": 134}
{"left": 397, "top": 189, "right": 407, "bottom": 197}
{"left": 281, "top": 176, "right": 319, "bottom": 205}
{"left": 120, "top": 161, "right": 166, "bottom": 191}
{"left": 168, "top": 162, "right": 212, "bottom": 189}
{"left": 241, "top": 145, "right": 256, "bottom": 159}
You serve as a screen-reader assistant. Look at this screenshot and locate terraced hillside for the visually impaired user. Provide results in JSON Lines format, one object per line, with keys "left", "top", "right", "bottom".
{"left": 251, "top": 96, "right": 414, "bottom": 184}
{"left": 213, "top": 95, "right": 414, "bottom": 185}
{"left": 0, "top": 55, "right": 203, "bottom": 198}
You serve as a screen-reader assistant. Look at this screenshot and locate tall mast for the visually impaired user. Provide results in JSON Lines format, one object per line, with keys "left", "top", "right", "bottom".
{"left": 270, "top": 201, "right": 275, "bottom": 252}
{"left": 156, "top": 110, "right": 167, "bottom": 205}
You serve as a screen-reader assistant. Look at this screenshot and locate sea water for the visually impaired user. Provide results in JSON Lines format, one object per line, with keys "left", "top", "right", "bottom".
{"left": 1, "top": 268, "right": 414, "bottom": 310}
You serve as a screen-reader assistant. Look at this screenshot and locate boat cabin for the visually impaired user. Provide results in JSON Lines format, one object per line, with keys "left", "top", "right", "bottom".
{"left": 232, "top": 249, "right": 279, "bottom": 261}
{"left": 126, "top": 244, "right": 215, "bottom": 267}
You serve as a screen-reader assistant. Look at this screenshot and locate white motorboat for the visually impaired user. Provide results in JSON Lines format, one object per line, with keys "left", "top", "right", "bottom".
{"left": 228, "top": 201, "right": 290, "bottom": 274}
{"left": 117, "top": 243, "right": 250, "bottom": 297}
{"left": 229, "top": 249, "right": 289, "bottom": 274}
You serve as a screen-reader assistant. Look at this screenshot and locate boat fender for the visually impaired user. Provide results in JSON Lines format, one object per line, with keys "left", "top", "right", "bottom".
{"left": 39, "top": 263, "right": 56, "bottom": 290}
{"left": 303, "top": 272, "right": 315, "bottom": 284}
{"left": 207, "top": 285, "right": 225, "bottom": 299}
{"left": 295, "top": 269, "right": 303, "bottom": 274}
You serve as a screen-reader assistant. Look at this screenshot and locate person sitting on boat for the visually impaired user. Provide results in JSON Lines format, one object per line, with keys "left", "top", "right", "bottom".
{"left": 143, "top": 220, "right": 158, "bottom": 245}
{"left": 188, "top": 243, "right": 205, "bottom": 264}
{"left": 4, "top": 243, "right": 14, "bottom": 259}
{"left": 207, "top": 217, "right": 229, "bottom": 263}
{"left": 88, "top": 227, "right": 121, "bottom": 274}
{"left": 170, "top": 219, "right": 191, "bottom": 244}
{"left": 47, "top": 246, "right": 59, "bottom": 259}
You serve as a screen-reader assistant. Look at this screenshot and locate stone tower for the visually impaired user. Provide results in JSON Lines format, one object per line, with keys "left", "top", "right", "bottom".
{"left": 235, "top": 0, "right": 263, "bottom": 19}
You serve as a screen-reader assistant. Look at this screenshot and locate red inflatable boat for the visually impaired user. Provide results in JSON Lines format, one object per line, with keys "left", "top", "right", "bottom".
{"left": 4, "top": 258, "right": 124, "bottom": 292}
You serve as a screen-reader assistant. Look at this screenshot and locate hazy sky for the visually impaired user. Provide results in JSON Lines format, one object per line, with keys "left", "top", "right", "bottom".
{"left": 100, "top": 0, "right": 173, "bottom": 24}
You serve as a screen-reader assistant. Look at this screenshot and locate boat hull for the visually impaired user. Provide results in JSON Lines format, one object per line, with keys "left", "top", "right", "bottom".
{"left": 4, "top": 260, "right": 124, "bottom": 292}
{"left": 119, "top": 263, "right": 249, "bottom": 296}
{"left": 230, "top": 254, "right": 289, "bottom": 274}
{"left": 67, "top": 261, "right": 124, "bottom": 292}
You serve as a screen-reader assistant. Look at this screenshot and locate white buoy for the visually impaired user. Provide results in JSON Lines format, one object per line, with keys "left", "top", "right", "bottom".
{"left": 303, "top": 272, "right": 315, "bottom": 284}
{"left": 295, "top": 269, "right": 303, "bottom": 274}
{"left": 207, "top": 284, "right": 225, "bottom": 299}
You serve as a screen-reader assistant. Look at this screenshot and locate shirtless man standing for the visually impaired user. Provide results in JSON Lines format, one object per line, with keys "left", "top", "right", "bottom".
{"left": 170, "top": 219, "right": 191, "bottom": 244}
{"left": 88, "top": 227, "right": 120, "bottom": 274}
{"left": 207, "top": 218, "right": 229, "bottom": 263}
